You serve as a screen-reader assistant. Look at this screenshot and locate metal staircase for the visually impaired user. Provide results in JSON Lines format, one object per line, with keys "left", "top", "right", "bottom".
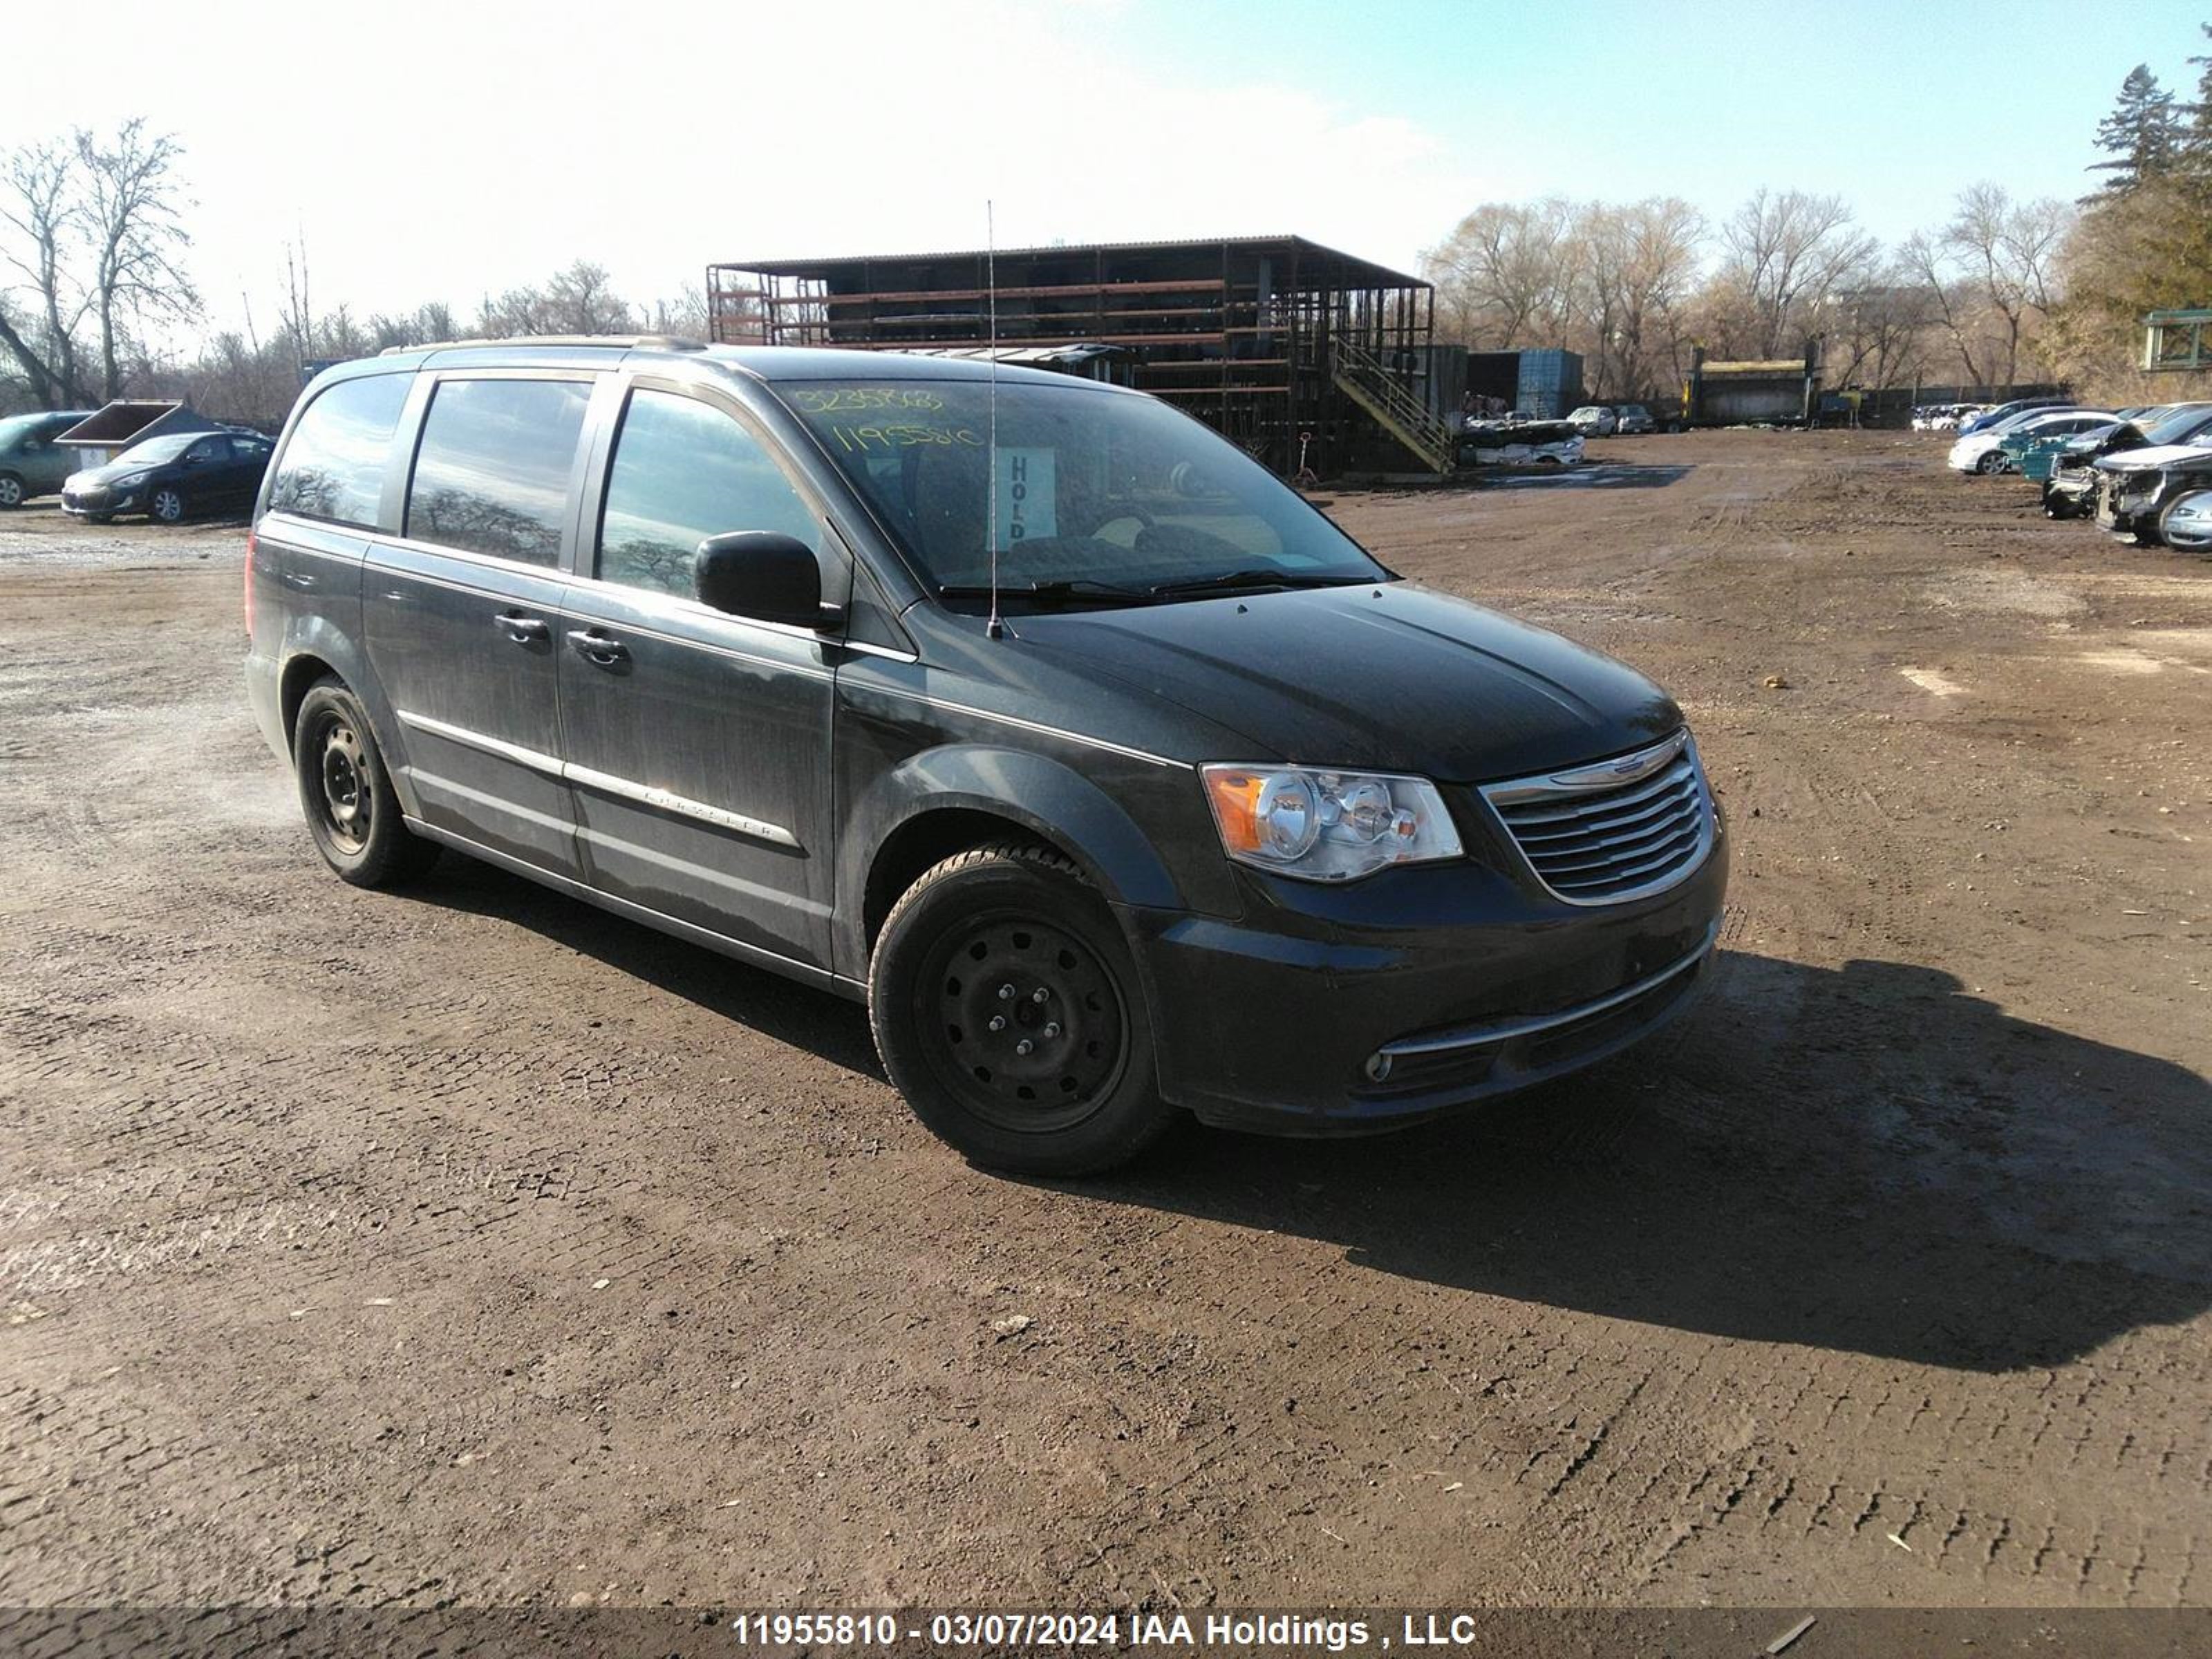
{"left": 1331, "top": 339, "right": 1457, "bottom": 475}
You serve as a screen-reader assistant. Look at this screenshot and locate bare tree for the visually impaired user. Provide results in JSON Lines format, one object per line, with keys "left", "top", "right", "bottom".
{"left": 1423, "top": 199, "right": 1581, "bottom": 349}
{"left": 1716, "top": 188, "right": 1877, "bottom": 358}
{"left": 0, "top": 140, "right": 89, "bottom": 406}
{"left": 75, "top": 120, "right": 196, "bottom": 398}
{"left": 1905, "top": 185, "right": 2072, "bottom": 387}
{"left": 1577, "top": 198, "right": 1705, "bottom": 397}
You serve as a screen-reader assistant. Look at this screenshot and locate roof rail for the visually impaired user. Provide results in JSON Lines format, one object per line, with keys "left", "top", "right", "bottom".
{"left": 376, "top": 334, "right": 710, "bottom": 358}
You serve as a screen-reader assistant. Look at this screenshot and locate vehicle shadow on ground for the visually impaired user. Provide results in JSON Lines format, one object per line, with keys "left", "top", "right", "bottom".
{"left": 400, "top": 854, "right": 885, "bottom": 1081}
{"left": 1085, "top": 950, "right": 2212, "bottom": 1374}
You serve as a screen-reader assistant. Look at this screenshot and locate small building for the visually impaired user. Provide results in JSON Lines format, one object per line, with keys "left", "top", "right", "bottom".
{"left": 53, "top": 401, "right": 221, "bottom": 469}
{"left": 706, "top": 235, "right": 1456, "bottom": 478}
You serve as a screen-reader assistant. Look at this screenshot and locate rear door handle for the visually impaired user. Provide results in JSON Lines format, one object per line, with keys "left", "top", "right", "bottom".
{"left": 494, "top": 612, "right": 550, "bottom": 644}
{"left": 565, "top": 626, "right": 629, "bottom": 666}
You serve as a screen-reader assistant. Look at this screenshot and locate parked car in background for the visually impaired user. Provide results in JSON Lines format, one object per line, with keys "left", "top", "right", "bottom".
{"left": 1947, "top": 406, "right": 2083, "bottom": 474}
{"left": 2092, "top": 443, "right": 2212, "bottom": 545}
{"left": 245, "top": 340, "right": 1724, "bottom": 1175}
{"left": 1461, "top": 418, "right": 1586, "bottom": 466}
{"left": 1612, "top": 403, "right": 1656, "bottom": 435}
{"left": 2043, "top": 402, "right": 2212, "bottom": 518}
{"left": 1566, "top": 405, "right": 1618, "bottom": 436}
{"left": 1996, "top": 410, "right": 2119, "bottom": 478}
{"left": 0, "top": 409, "right": 96, "bottom": 507}
{"left": 62, "top": 429, "right": 274, "bottom": 524}
{"left": 1956, "top": 395, "right": 2070, "bottom": 438}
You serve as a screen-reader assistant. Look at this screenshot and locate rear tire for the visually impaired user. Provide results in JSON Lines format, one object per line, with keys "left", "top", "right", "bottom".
{"left": 869, "top": 843, "right": 1172, "bottom": 1176}
{"left": 292, "top": 678, "right": 438, "bottom": 888}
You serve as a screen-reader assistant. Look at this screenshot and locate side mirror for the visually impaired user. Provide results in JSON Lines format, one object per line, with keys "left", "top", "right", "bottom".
{"left": 694, "top": 532, "right": 836, "bottom": 630}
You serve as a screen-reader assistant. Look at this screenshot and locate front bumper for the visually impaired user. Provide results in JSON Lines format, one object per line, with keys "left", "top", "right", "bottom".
{"left": 1121, "top": 823, "right": 1729, "bottom": 1135}
{"left": 61, "top": 484, "right": 138, "bottom": 516}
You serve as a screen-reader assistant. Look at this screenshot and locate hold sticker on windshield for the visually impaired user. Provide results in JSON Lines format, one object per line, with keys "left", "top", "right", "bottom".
{"left": 995, "top": 448, "right": 1056, "bottom": 550}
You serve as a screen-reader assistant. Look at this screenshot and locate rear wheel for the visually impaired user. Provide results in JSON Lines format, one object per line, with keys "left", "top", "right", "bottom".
{"left": 869, "top": 843, "right": 1171, "bottom": 1175}
{"left": 292, "top": 678, "right": 438, "bottom": 887}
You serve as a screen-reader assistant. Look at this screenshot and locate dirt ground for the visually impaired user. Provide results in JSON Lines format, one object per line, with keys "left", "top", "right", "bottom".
{"left": 1, "top": 429, "right": 2208, "bottom": 1615}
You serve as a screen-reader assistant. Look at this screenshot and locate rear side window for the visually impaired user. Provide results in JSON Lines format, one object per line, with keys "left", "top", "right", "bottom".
{"left": 596, "top": 388, "right": 818, "bottom": 599}
{"left": 406, "top": 378, "right": 592, "bottom": 566}
{"left": 267, "top": 374, "right": 411, "bottom": 527}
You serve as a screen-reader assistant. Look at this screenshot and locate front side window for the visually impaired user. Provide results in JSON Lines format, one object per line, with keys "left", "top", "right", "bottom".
{"left": 772, "top": 378, "right": 1385, "bottom": 607}
{"left": 267, "top": 373, "right": 411, "bottom": 527}
{"left": 406, "top": 377, "right": 592, "bottom": 565}
{"left": 596, "top": 388, "right": 818, "bottom": 599}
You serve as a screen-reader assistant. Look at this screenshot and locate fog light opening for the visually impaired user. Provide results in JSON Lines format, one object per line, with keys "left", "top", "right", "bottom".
{"left": 1363, "top": 1051, "right": 1394, "bottom": 1084}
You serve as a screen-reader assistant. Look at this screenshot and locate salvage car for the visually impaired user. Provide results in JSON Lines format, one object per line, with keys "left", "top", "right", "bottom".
{"left": 2155, "top": 489, "right": 2212, "bottom": 551}
{"left": 245, "top": 340, "right": 1725, "bottom": 1175}
{"left": 1956, "top": 395, "right": 2070, "bottom": 438}
{"left": 2043, "top": 402, "right": 2212, "bottom": 518}
{"left": 0, "top": 409, "right": 96, "bottom": 507}
{"left": 1461, "top": 418, "right": 1586, "bottom": 466}
{"left": 63, "top": 429, "right": 274, "bottom": 523}
{"left": 1612, "top": 403, "right": 1656, "bottom": 435}
{"left": 2092, "top": 443, "right": 2212, "bottom": 544}
{"left": 1996, "top": 410, "right": 2119, "bottom": 479}
{"left": 1948, "top": 405, "right": 2084, "bottom": 474}
{"left": 1566, "top": 405, "right": 1618, "bottom": 436}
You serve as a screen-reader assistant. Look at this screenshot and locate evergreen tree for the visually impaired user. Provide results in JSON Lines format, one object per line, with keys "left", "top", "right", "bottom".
{"left": 2087, "top": 64, "right": 2180, "bottom": 197}
{"left": 2184, "top": 24, "right": 2212, "bottom": 171}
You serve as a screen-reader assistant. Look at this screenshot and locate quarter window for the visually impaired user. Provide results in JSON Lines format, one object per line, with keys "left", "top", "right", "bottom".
{"left": 406, "top": 378, "right": 592, "bottom": 565}
{"left": 266, "top": 373, "right": 411, "bottom": 528}
{"left": 597, "top": 388, "right": 818, "bottom": 599}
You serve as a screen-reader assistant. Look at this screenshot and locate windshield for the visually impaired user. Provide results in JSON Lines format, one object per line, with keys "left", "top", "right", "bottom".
{"left": 116, "top": 433, "right": 196, "bottom": 465}
{"left": 2143, "top": 404, "right": 2212, "bottom": 444}
{"left": 774, "top": 378, "right": 1387, "bottom": 606}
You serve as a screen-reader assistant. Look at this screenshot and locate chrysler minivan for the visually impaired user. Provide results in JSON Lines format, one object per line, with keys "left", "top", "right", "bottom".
{"left": 245, "top": 339, "right": 1726, "bottom": 1174}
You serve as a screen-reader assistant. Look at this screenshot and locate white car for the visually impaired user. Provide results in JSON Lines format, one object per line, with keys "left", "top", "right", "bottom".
{"left": 1566, "top": 405, "right": 1618, "bottom": 436}
{"left": 1946, "top": 406, "right": 2092, "bottom": 474}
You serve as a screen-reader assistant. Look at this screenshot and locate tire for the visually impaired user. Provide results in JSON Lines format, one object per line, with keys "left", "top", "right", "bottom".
{"left": 1974, "top": 450, "right": 2006, "bottom": 474}
{"left": 868, "top": 842, "right": 1171, "bottom": 1176}
{"left": 149, "top": 487, "right": 187, "bottom": 524}
{"left": 291, "top": 678, "right": 438, "bottom": 888}
{"left": 2155, "top": 491, "right": 2210, "bottom": 549}
{"left": 0, "top": 473, "right": 23, "bottom": 509}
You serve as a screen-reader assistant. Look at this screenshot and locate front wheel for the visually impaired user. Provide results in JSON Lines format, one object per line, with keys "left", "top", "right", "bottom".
{"left": 869, "top": 843, "right": 1171, "bottom": 1175}
{"left": 149, "top": 487, "right": 187, "bottom": 523}
{"left": 1974, "top": 451, "right": 2006, "bottom": 475}
{"left": 0, "top": 473, "right": 24, "bottom": 509}
{"left": 291, "top": 678, "right": 439, "bottom": 887}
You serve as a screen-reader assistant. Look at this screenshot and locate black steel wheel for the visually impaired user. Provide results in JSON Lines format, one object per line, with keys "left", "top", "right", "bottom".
{"left": 291, "top": 678, "right": 438, "bottom": 888}
{"left": 870, "top": 843, "right": 1170, "bottom": 1174}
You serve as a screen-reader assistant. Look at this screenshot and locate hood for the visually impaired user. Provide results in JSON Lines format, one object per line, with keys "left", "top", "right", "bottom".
{"left": 70, "top": 453, "right": 171, "bottom": 485}
{"left": 2092, "top": 442, "right": 2212, "bottom": 474}
{"left": 1009, "top": 582, "right": 1682, "bottom": 783}
{"left": 2064, "top": 422, "right": 2145, "bottom": 459}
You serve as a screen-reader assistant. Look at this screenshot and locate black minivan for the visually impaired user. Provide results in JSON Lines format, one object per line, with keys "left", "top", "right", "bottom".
{"left": 245, "top": 339, "right": 1725, "bottom": 1174}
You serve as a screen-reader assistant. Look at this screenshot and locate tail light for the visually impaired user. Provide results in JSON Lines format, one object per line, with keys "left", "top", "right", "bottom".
{"left": 243, "top": 527, "right": 256, "bottom": 642}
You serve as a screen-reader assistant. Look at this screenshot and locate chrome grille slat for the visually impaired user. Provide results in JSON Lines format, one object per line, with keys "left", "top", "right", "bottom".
{"left": 1504, "top": 772, "right": 1700, "bottom": 845}
{"left": 1492, "top": 758, "right": 1694, "bottom": 825}
{"left": 1480, "top": 733, "right": 1714, "bottom": 906}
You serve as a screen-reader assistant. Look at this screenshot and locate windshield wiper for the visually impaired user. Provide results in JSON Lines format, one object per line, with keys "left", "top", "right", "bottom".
{"left": 1148, "top": 568, "right": 1374, "bottom": 598}
{"left": 935, "top": 578, "right": 1155, "bottom": 608}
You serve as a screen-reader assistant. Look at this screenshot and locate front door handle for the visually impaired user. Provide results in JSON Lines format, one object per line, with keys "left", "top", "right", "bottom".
{"left": 565, "top": 626, "right": 630, "bottom": 666}
{"left": 494, "top": 612, "right": 550, "bottom": 644}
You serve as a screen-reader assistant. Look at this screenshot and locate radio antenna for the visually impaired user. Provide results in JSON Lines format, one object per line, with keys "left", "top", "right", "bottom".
{"left": 984, "top": 198, "right": 1004, "bottom": 641}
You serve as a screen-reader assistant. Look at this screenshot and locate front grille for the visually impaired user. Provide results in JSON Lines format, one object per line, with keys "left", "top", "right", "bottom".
{"left": 1481, "top": 731, "right": 1714, "bottom": 905}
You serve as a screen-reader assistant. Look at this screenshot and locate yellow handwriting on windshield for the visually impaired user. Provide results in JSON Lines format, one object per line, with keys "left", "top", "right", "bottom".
{"left": 825, "top": 424, "right": 984, "bottom": 453}
{"left": 791, "top": 388, "right": 947, "bottom": 415}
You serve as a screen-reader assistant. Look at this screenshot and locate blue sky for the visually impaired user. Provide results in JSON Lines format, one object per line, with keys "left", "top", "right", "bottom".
{"left": 1, "top": 0, "right": 2203, "bottom": 335}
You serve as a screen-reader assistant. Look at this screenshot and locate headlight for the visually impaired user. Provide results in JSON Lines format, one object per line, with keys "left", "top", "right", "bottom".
{"left": 1201, "top": 764, "right": 1463, "bottom": 882}
{"left": 108, "top": 472, "right": 147, "bottom": 490}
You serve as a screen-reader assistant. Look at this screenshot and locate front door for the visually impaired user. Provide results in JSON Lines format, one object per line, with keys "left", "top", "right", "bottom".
{"left": 556, "top": 380, "right": 838, "bottom": 971}
{"left": 364, "top": 373, "right": 598, "bottom": 877}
